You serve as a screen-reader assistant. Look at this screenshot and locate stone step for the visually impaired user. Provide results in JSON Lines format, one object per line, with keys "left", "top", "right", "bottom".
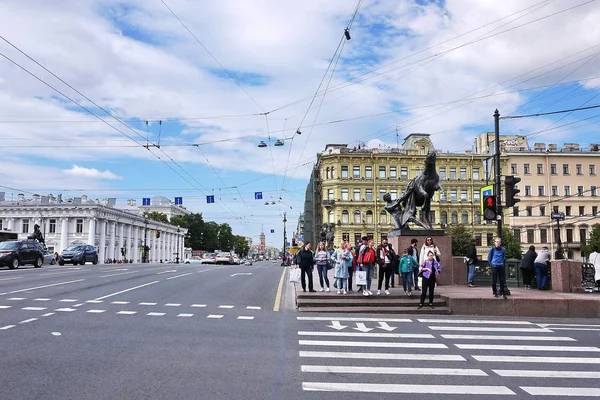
{"left": 297, "top": 306, "right": 452, "bottom": 314}
{"left": 297, "top": 298, "right": 447, "bottom": 308}
{"left": 298, "top": 292, "right": 441, "bottom": 299}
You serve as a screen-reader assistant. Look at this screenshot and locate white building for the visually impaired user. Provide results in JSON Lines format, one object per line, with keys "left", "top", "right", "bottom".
{"left": 0, "top": 192, "right": 187, "bottom": 264}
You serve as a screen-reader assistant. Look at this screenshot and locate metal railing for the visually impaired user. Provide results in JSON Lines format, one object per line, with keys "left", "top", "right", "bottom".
{"left": 582, "top": 262, "right": 599, "bottom": 292}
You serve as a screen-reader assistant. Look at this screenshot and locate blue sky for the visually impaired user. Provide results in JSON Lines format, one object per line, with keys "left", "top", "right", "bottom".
{"left": 1, "top": 0, "right": 600, "bottom": 246}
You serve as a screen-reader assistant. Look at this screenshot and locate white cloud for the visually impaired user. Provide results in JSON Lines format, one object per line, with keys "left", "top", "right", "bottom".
{"left": 62, "top": 165, "right": 123, "bottom": 180}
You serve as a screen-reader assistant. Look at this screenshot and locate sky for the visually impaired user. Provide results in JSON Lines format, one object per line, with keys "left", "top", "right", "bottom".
{"left": 1, "top": 0, "right": 600, "bottom": 247}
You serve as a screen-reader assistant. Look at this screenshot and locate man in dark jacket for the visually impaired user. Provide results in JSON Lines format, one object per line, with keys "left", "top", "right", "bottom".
{"left": 376, "top": 239, "right": 395, "bottom": 294}
{"left": 297, "top": 242, "right": 316, "bottom": 292}
{"left": 466, "top": 239, "right": 478, "bottom": 287}
{"left": 520, "top": 245, "right": 537, "bottom": 289}
{"left": 407, "top": 238, "right": 420, "bottom": 291}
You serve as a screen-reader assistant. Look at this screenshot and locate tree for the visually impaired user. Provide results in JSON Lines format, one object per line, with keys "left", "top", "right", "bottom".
{"left": 446, "top": 224, "right": 472, "bottom": 256}
{"left": 169, "top": 215, "right": 188, "bottom": 229}
{"left": 143, "top": 211, "right": 168, "bottom": 223}
{"left": 232, "top": 235, "right": 250, "bottom": 257}
{"left": 582, "top": 224, "right": 600, "bottom": 257}
{"left": 502, "top": 227, "right": 522, "bottom": 259}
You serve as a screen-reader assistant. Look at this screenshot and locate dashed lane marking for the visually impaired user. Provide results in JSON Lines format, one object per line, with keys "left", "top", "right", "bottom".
{"left": 8, "top": 297, "right": 26, "bottom": 301}
{"left": 2, "top": 279, "right": 85, "bottom": 295}
{"left": 139, "top": 302, "right": 157, "bottom": 306}
{"left": 93, "top": 281, "right": 159, "bottom": 301}
{"left": 165, "top": 303, "right": 181, "bottom": 307}
{"left": 0, "top": 325, "right": 16, "bottom": 330}
{"left": 86, "top": 310, "right": 106, "bottom": 313}
{"left": 219, "top": 305, "right": 234, "bottom": 309}
{"left": 55, "top": 308, "right": 76, "bottom": 312}
{"left": 34, "top": 298, "right": 50, "bottom": 301}
{"left": 191, "top": 304, "right": 207, "bottom": 308}
{"left": 177, "top": 313, "right": 193, "bottom": 317}
{"left": 116, "top": 311, "right": 136, "bottom": 315}
{"left": 237, "top": 316, "right": 255, "bottom": 320}
{"left": 246, "top": 306, "right": 261, "bottom": 310}
{"left": 111, "top": 301, "right": 129, "bottom": 305}
{"left": 166, "top": 273, "right": 193, "bottom": 280}
{"left": 42, "top": 312, "right": 54, "bottom": 317}
{"left": 22, "top": 307, "right": 47, "bottom": 311}
{"left": 86, "top": 300, "right": 103, "bottom": 303}
{"left": 19, "top": 318, "right": 37, "bottom": 324}
{"left": 0, "top": 305, "right": 11, "bottom": 309}
{"left": 147, "top": 312, "right": 165, "bottom": 316}
{"left": 59, "top": 299, "right": 77, "bottom": 303}
{"left": 207, "top": 315, "right": 224, "bottom": 319}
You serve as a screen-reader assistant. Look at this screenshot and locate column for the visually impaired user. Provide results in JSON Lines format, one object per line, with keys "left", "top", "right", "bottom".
{"left": 169, "top": 233, "right": 174, "bottom": 261}
{"left": 99, "top": 220, "right": 107, "bottom": 264}
{"left": 108, "top": 222, "right": 116, "bottom": 261}
{"left": 133, "top": 226, "right": 140, "bottom": 263}
{"left": 118, "top": 223, "right": 125, "bottom": 260}
{"left": 179, "top": 232, "right": 184, "bottom": 262}
{"left": 127, "top": 224, "right": 133, "bottom": 262}
{"left": 159, "top": 233, "right": 165, "bottom": 262}
{"left": 88, "top": 217, "right": 96, "bottom": 247}
{"left": 60, "top": 217, "right": 69, "bottom": 252}
{"left": 7, "top": 218, "right": 14, "bottom": 231}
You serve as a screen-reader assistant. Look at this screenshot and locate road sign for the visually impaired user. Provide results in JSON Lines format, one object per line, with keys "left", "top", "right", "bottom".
{"left": 174, "top": 197, "right": 183, "bottom": 205}
{"left": 551, "top": 212, "right": 565, "bottom": 220}
{"left": 254, "top": 192, "right": 263, "bottom": 200}
{"left": 270, "top": 229, "right": 274, "bottom": 233}
{"left": 206, "top": 195, "right": 215, "bottom": 204}
{"left": 480, "top": 185, "right": 493, "bottom": 214}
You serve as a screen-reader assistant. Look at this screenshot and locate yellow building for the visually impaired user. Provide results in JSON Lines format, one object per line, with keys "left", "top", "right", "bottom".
{"left": 311, "top": 134, "right": 504, "bottom": 258}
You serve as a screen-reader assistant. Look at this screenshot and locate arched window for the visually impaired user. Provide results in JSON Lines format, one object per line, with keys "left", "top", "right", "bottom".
{"left": 441, "top": 211, "right": 448, "bottom": 225}
{"left": 326, "top": 167, "right": 330, "bottom": 179}
{"left": 380, "top": 211, "right": 387, "bottom": 224}
{"left": 328, "top": 211, "right": 334, "bottom": 223}
{"left": 462, "top": 211, "right": 469, "bottom": 225}
{"left": 341, "top": 210, "right": 349, "bottom": 224}
{"left": 331, "top": 167, "right": 336, "bottom": 179}
{"left": 366, "top": 210, "right": 373, "bottom": 224}
{"left": 451, "top": 211, "right": 458, "bottom": 224}
{"left": 354, "top": 210, "right": 361, "bottom": 224}
{"left": 474, "top": 211, "right": 481, "bottom": 225}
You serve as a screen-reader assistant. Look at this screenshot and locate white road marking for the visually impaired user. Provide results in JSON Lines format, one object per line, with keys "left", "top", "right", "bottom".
{"left": 86, "top": 310, "right": 106, "bottom": 313}
{"left": 301, "top": 365, "right": 487, "bottom": 376}
{"left": 73, "top": 303, "right": 84, "bottom": 307}
{"left": 22, "top": 307, "right": 47, "bottom": 311}
{"left": 59, "top": 299, "right": 77, "bottom": 302}
{"left": 298, "top": 331, "right": 434, "bottom": 339}
{"left": 219, "top": 305, "right": 234, "bottom": 309}
{"left": 237, "top": 316, "right": 255, "bottom": 320}
{"left": 86, "top": 300, "right": 103, "bottom": 303}
{"left": 165, "top": 303, "right": 181, "bottom": 307}
{"left": 207, "top": 314, "right": 223, "bottom": 319}
{"left": 548, "top": 327, "right": 600, "bottom": 331}
{"left": 8, "top": 297, "right": 26, "bottom": 300}
{"left": 0, "top": 325, "right": 16, "bottom": 330}
{"left": 111, "top": 301, "right": 129, "bottom": 305}
{"left": 246, "top": 306, "right": 261, "bottom": 310}
{"left": 473, "top": 355, "right": 600, "bottom": 364}
{"left": 101, "top": 271, "right": 138, "bottom": 278}
{"left": 0, "top": 305, "right": 11, "bottom": 309}
{"left": 55, "top": 308, "right": 76, "bottom": 312}
{"left": 117, "top": 311, "right": 137, "bottom": 315}
{"left": 191, "top": 304, "right": 207, "bottom": 308}
{"left": 429, "top": 326, "right": 551, "bottom": 333}
{"left": 521, "top": 387, "right": 600, "bottom": 396}
{"left": 177, "top": 313, "right": 194, "bottom": 317}
{"left": 2, "top": 279, "right": 85, "bottom": 295}
{"left": 147, "top": 312, "right": 165, "bottom": 316}
{"left": 166, "top": 273, "right": 193, "bottom": 280}
{"left": 34, "top": 298, "right": 51, "bottom": 301}
{"left": 94, "top": 281, "right": 159, "bottom": 300}
{"left": 0, "top": 276, "right": 23, "bottom": 281}
{"left": 51, "top": 332, "right": 61, "bottom": 336}
{"left": 539, "top": 323, "right": 600, "bottom": 328}
{"left": 418, "top": 319, "right": 532, "bottom": 325}
{"left": 297, "top": 317, "right": 411, "bottom": 322}
{"left": 299, "top": 340, "right": 446, "bottom": 349}
{"left": 139, "top": 302, "right": 157, "bottom": 306}
{"left": 456, "top": 344, "right": 600, "bottom": 352}
{"left": 156, "top": 270, "right": 177, "bottom": 275}
{"left": 230, "top": 273, "right": 252, "bottom": 276}
{"left": 42, "top": 312, "right": 55, "bottom": 317}
{"left": 495, "top": 370, "right": 600, "bottom": 378}
{"left": 19, "top": 318, "right": 38, "bottom": 324}
{"left": 300, "top": 351, "right": 466, "bottom": 361}
{"left": 302, "top": 382, "right": 515, "bottom": 395}
{"left": 441, "top": 334, "right": 576, "bottom": 341}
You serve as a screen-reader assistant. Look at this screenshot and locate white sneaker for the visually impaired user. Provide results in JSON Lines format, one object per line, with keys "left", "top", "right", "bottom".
{"left": 319, "top": 288, "right": 324, "bottom": 292}
{"left": 325, "top": 287, "right": 330, "bottom": 292}
{"left": 337, "top": 290, "right": 341, "bottom": 294}
{"left": 368, "top": 290, "right": 373, "bottom": 296}
{"left": 343, "top": 289, "right": 347, "bottom": 294}
{"left": 385, "top": 290, "right": 390, "bottom": 295}
{"left": 363, "top": 290, "right": 369, "bottom": 296}
{"left": 377, "top": 290, "right": 381, "bottom": 295}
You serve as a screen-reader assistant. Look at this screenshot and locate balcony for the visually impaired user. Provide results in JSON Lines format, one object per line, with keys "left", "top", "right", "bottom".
{"left": 322, "top": 200, "right": 335, "bottom": 207}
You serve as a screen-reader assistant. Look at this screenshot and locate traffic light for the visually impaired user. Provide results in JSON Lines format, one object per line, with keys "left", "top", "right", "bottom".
{"left": 291, "top": 238, "right": 296, "bottom": 247}
{"left": 505, "top": 175, "right": 522, "bottom": 207}
{"left": 156, "top": 231, "right": 161, "bottom": 239}
{"left": 483, "top": 195, "right": 497, "bottom": 221}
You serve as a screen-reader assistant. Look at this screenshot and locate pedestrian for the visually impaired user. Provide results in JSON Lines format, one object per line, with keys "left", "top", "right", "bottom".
{"left": 376, "top": 238, "right": 395, "bottom": 295}
{"left": 589, "top": 246, "right": 600, "bottom": 288}
{"left": 533, "top": 246, "right": 551, "bottom": 290}
{"left": 399, "top": 249, "right": 417, "bottom": 296}
{"left": 488, "top": 237, "right": 508, "bottom": 299}
{"left": 520, "top": 245, "right": 537, "bottom": 289}
{"left": 420, "top": 236, "right": 441, "bottom": 265}
{"left": 407, "top": 238, "right": 420, "bottom": 291}
{"left": 314, "top": 242, "right": 331, "bottom": 292}
{"left": 358, "top": 239, "right": 376, "bottom": 296}
{"left": 332, "top": 242, "right": 352, "bottom": 294}
{"left": 346, "top": 243, "right": 356, "bottom": 292}
{"left": 418, "top": 250, "right": 441, "bottom": 309}
{"left": 357, "top": 236, "right": 369, "bottom": 293}
{"left": 465, "top": 238, "right": 478, "bottom": 287}
{"left": 297, "top": 242, "right": 316, "bottom": 292}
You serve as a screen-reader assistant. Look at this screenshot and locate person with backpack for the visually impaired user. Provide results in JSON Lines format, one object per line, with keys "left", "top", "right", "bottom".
{"left": 376, "top": 238, "right": 395, "bottom": 295}
{"left": 407, "top": 238, "right": 420, "bottom": 291}
{"left": 520, "top": 245, "right": 537, "bottom": 289}
{"left": 418, "top": 250, "right": 442, "bottom": 309}
{"left": 399, "top": 249, "right": 418, "bottom": 296}
{"left": 488, "top": 237, "right": 508, "bottom": 299}
{"left": 358, "top": 239, "right": 376, "bottom": 296}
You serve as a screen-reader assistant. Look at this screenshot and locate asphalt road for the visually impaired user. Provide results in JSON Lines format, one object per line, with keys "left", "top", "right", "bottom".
{"left": 1, "top": 261, "right": 599, "bottom": 399}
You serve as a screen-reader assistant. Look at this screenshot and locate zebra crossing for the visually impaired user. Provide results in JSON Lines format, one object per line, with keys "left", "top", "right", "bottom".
{"left": 297, "top": 316, "right": 600, "bottom": 397}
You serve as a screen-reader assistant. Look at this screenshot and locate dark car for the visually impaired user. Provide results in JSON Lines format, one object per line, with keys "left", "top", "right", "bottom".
{"left": 0, "top": 240, "right": 45, "bottom": 269}
{"left": 59, "top": 244, "right": 98, "bottom": 266}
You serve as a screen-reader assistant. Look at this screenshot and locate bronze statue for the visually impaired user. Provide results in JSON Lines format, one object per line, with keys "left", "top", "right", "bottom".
{"left": 27, "top": 224, "right": 46, "bottom": 247}
{"left": 320, "top": 223, "right": 335, "bottom": 247}
{"left": 385, "top": 151, "right": 441, "bottom": 231}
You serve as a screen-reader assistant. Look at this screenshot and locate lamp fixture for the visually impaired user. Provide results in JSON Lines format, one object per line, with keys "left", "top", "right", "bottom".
{"left": 274, "top": 139, "right": 284, "bottom": 146}
{"left": 296, "top": 130, "right": 301, "bottom": 135}
{"left": 344, "top": 28, "right": 351, "bottom": 40}
{"left": 258, "top": 141, "right": 267, "bottom": 148}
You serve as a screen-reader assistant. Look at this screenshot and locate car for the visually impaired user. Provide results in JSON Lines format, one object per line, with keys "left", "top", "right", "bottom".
{"left": 43, "top": 250, "right": 56, "bottom": 265}
{"left": 59, "top": 244, "right": 98, "bottom": 265}
{"left": 215, "top": 252, "right": 234, "bottom": 265}
{"left": 183, "top": 258, "right": 208, "bottom": 264}
{"left": 244, "top": 260, "right": 253, "bottom": 266}
{"left": 201, "top": 253, "right": 217, "bottom": 264}
{"left": 0, "top": 240, "right": 45, "bottom": 269}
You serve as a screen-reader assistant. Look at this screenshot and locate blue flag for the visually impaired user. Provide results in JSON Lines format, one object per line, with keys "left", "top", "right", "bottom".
{"left": 207, "top": 195, "right": 215, "bottom": 204}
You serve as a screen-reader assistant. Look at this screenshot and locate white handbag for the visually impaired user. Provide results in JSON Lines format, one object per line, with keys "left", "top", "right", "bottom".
{"left": 289, "top": 268, "right": 301, "bottom": 283}
{"left": 356, "top": 270, "right": 367, "bottom": 285}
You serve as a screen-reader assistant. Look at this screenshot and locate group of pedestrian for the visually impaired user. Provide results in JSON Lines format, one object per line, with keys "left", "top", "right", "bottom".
{"left": 519, "top": 245, "right": 552, "bottom": 290}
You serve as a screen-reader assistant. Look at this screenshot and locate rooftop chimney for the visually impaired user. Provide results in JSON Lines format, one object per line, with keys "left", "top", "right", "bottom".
{"left": 81, "top": 195, "right": 88, "bottom": 202}
{"left": 534, "top": 143, "right": 546, "bottom": 151}
{"left": 548, "top": 143, "right": 557, "bottom": 151}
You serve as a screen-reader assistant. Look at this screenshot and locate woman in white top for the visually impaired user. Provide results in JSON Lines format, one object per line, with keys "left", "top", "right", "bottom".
{"left": 589, "top": 246, "right": 600, "bottom": 285}
{"left": 420, "top": 236, "right": 441, "bottom": 264}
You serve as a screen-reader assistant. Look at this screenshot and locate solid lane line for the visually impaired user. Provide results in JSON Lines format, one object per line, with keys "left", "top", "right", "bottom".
{"left": 93, "top": 281, "right": 159, "bottom": 300}
{"left": 298, "top": 331, "right": 434, "bottom": 339}
{"left": 441, "top": 334, "right": 576, "bottom": 341}
{"left": 1, "top": 279, "right": 85, "bottom": 295}
{"left": 299, "top": 340, "right": 446, "bottom": 349}
{"left": 166, "top": 273, "right": 193, "bottom": 280}
{"left": 418, "top": 319, "right": 532, "bottom": 325}
{"left": 473, "top": 355, "right": 600, "bottom": 364}
{"left": 298, "top": 317, "right": 412, "bottom": 322}
{"left": 302, "top": 382, "right": 515, "bottom": 395}
{"left": 299, "top": 351, "right": 465, "bottom": 361}
{"left": 495, "top": 370, "right": 600, "bottom": 378}
{"left": 429, "top": 326, "right": 551, "bottom": 333}
{"left": 302, "top": 366, "right": 487, "bottom": 376}
{"left": 273, "top": 267, "right": 286, "bottom": 312}
{"left": 456, "top": 344, "right": 600, "bottom": 352}
{"left": 521, "top": 387, "right": 600, "bottom": 396}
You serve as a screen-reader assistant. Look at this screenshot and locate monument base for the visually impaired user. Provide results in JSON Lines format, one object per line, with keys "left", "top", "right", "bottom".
{"left": 387, "top": 229, "right": 445, "bottom": 238}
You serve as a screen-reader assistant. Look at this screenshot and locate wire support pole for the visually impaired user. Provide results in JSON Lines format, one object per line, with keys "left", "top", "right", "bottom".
{"left": 494, "top": 109, "right": 503, "bottom": 241}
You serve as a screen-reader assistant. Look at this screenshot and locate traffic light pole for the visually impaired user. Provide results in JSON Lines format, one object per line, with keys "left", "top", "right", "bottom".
{"left": 494, "top": 109, "right": 503, "bottom": 241}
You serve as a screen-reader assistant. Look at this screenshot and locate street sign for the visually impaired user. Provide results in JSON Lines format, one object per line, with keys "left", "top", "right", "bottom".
{"left": 142, "top": 198, "right": 151, "bottom": 206}
{"left": 174, "top": 197, "right": 183, "bottom": 205}
{"left": 551, "top": 212, "right": 565, "bottom": 220}
{"left": 254, "top": 192, "right": 263, "bottom": 200}
{"left": 206, "top": 195, "right": 215, "bottom": 204}
{"left": 270, "top": 229, "right": 275, "bottom": 233}
{"left": 480, "top": 185, "right": 493, "bottom": 214}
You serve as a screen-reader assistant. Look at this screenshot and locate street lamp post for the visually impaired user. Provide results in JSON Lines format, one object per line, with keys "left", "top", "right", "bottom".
{"left": 143, "top": 217, "right": 148, "bottom": 263}
{"left": 176, "top": 226, "right": 180, "bottom": 264}
{"left": 283, "top": 212, "right": 287, "bottom": 259}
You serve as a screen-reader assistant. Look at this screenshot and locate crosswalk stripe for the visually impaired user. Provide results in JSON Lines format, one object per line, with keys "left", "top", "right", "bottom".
{"left": 298, "top": 331, "right": 434, "bottom": 339}
{"left": 456, "top": 344, "right": 600, "bottom": 352}
{"left": 429, "top": 326, "right": 551, "bottom": 333}
{"left": 299, "top": 340, "right": 446, "bottom": 349}
{"left": 419, "top": 319, "right": 532, "bottom": 325}
{"left": 441, "top": 334, "right": 576, "bottom": 341}
{"left": 302, "top": 365, "right": 487, "bottom": 376}
{"left": 539, "top": 323, "right": 600, "bottom": 328}
{"left": 139, "top": 302, "right": 157, "bottom": 306}
{"left": 521, "top": 387, "right": 600, "bottom": 396}
{"left": 473, "top": 355, "right": 600, "bottom": 364}
{"left": 117, "top": 311, "right": 136, "bottom": 315}
{"left": 0, "top": 305, "right": 12, "bottom": 309}
{"left": 86, "top": 310, "right": 105, "bottom": 313}
{"left": 22, "top": 307, "right": 47, "bottom": 311}
{"left": 495, "top": 370, "right": 600, "bottom": 378}
{"left": 300, "top": 351, "right": 465, "bottom": 361}
{"left": 302, "top": 382, "right": 515, "bottom": 395}
{"left": 547, "top": 327, "right": 600, "bottom": 331}
{"left": 297, "top": 317, "right": 411, "bottom": 322}
{"left": 147, "top": 312, "right": 165, "bottom": 316}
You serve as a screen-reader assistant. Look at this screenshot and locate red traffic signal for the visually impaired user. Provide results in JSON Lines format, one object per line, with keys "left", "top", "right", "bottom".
{"left": 156, "top": 231, "right": 161, "bottom": 239}
{"left": 483, "top": 195, "right": 497, "bottom": 221}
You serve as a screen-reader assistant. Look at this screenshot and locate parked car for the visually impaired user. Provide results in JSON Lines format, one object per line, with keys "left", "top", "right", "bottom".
{"left": 183, "top": 258, "right": 207, "bottom": 264}
{"left": 43, "top": 250, "right": 56, "bottom": 265}
{"left": 0, "top": 240, "right": 44, "bottom": 269}
{"left": 215, "top": 252, "right": 234, "bottom": 265}
{"left": 59, "top": 244, "right": 98, "bottom": 265}
{"left": 201, "top": 253, "right": 217, "bottom": 264}
{"left": 244, "top": 259, "right": 253, "bottom": 266}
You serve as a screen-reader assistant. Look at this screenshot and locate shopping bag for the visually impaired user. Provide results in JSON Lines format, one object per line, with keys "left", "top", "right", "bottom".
{"left": 289, "top": 268, "right": 301, "bottom": 283}
{"left": 356, "top": 270, "right": 367, "bottom": 285}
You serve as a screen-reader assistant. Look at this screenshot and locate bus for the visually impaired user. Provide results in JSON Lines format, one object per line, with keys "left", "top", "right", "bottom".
{"left": 0, "top": 231, "right": 18, "bottom": 243}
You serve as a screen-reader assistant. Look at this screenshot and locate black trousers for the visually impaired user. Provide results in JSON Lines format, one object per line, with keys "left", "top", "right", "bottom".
{"left": 347, "top": 266, "right": 353, "bottom": 290}
{"left": 300, "top": 265, "right": 314, "bottom": 291}
{"left": 377, "top": 264, "right": 392, "bottom": 290}
{"left": 420, "top": 276, "right": 436, "bottom": 305}
{"left": 413, "top": 268, "right": 420, "bottom": 289}
{"left": 521, "top": 268, "right": 533, "bottom": 286}
{"left": 492, "top": 265, "right": 507, "bottom": 295}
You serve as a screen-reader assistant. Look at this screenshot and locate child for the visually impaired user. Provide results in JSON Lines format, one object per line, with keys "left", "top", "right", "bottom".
{"left": 399, "top": 249, "right": 417, "bottom": 296}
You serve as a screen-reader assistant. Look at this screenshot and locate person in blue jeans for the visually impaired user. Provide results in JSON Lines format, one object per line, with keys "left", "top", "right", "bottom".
{"left": 533, "top": 246, "right": 551, "bottom": 290}
{"left": 359, "top": 239, "right": 377, "bottom": 296}
{"left": 487, "top": 237, "right": 507, "bottom": 299}
{"left": 465, "top": 238, "right": 478, "bottom": 287}
{"left": 399, "top": 249, "right": 417, "bottom": 296}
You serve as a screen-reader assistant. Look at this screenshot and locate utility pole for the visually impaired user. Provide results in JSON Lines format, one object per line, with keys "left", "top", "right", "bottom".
{"left": 176, "top": 226, "right": 180, "bottom": 264}
{"left": 143, "top": 217, "right": 148, "bottom": 263}
{"left": 494, "top": 109, "right": 503, "bottom": 240}
{"left": 282, "top": 212, "right": 287, "bottom": 258}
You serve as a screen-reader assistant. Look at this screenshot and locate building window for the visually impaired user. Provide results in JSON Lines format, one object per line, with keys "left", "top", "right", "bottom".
{"left": 420, "top": 146, "right": 426, "bottom": 155}
{"left": 566, "top": 229, "right": 574, "bottom": 242}
{"left": 460, "top": 167, "right": 467, "bottom": 180}
{"left": 440, "top": 190, "right": 447, "bottom": 201}
{"left": 552, "top": 186, "right": 558, "bottom": 196}
{"left": 366, "top": 210, "right": 373, "bottom": 224}
{"left": 550, "top": 164, "right": 557, "bottom": 174}
{"left": 49, "top": 219, "right": 56, "bottom": 233}
{"left": 400, "top": 167, "right": 408, "bottom": 180}
{"left": 365, "top": 189, "right": 373, "bottom": 201}
{"left": 511, "top": 164, "right": 517, "bottom": 174}
{"left": 353, "top": 211, "right": 361, "bottom": 224}
{"left": 342, "top": 233, "right": 350, "bottom": 242}
{"left": 379, "top": 166, "right": 386, "bottom": 178}
{"left": 579, "top": 206, "right": 585, "bottom": 216}
{"left": 473, "top": 191, "right": 480, "bottom": 203}
{"left": 341, "top": 188, "right": 349, "bottom": 201}
{"left": 538, "top": 185, "right": 545, "bottom": 196}
{"left": 380, "top": 211, "right": 387, "bottom": 224}
{"left": 450, "top": 190, "right": 457, "bottom": 202}
{"left": 429, "top": 211, "right": 435, "bottom": 224}
{"left": 524, "top": 164, "right": 530, "bottom": 174}
{"left": 460, "top": 190, "right": 468, "bottom": 201}
{"left": 328, "top": 211, "right": 334, "bottom": 223}
{"left": 592, "top": 186, "right": 597, "bottom": 196}
{"left": 76, "top": 219, "right": 84, "bottom": 234}
{"left": 513, "top": 207, "right": 519, "bottom": 217}
{"left": 564, "top": 186, "right": 570, "bottom": 196}
{"left": 527, "top": 229, "right": 534, "bottom": 243}
{"left": 331, "top": 167, "right": 335, "bottom": 178}
{"left": 390, "top": 189, "right": 398, "bottom": 200}
{"left": 365, "top": 166, "right": 372, "bottom": 178}
{"left": 325, "top": 167, "right": 330, "bottom": 179}
{"left": 580, "top": 228, "right": 587, "bottom": 244}
{"left": 540, "top": 206, "right": 546, "bottom": 216}
{"left": 540, "top": 229, "right": 547, "bottom": 243}
{"left": 475, "top": 234, "right": 482, "bottom": 246}
{"left": 379, "top": 190, "right": 386, "bottom": 200}
{"left": 594, "top": 206, "right": 598, "bottom": 216}
{"left": 342, "top": 210, "right": 349, "bottom": 223}
{"left": 566, "top": 206, "right": 571, "bottom": 216}
{"left": 576, "top": 164, "right": 583, "bottom": 175}
{"left": 526, "top": 206, "right": 532, "bottom": 216}
{"left": 473, "top": 168, "right": 480, "bottom": 180}
{"left": 353, "top": 189, "right": 361, "bottom": 201}
{"left": 461, "top": 212, "right": 468, "bottom": 224}
{"left": 590, "top": 165, "right": 596, "bottom": 175}
{"left": 563, "top": 164, "right": 569, "bottom": 175}
{"left": 22, "top": 218, "right": 29, "bottom": 234}
{"left": 451, "top": 212, "right": 458, "bottom": 224}
{"left": 487, "top": 233, "right": 494, "bottom": 246}
{"left": 327, "top": 189, "right": 334, "bottom": 200}
{"left": 525, "top": 185, "right": 532, "bottom": 196}
{"left": 354, "top": 233, "right": 362, "bottom": 246}
{"left": 341, "top": 166, "right": 349, "bottom": 178}
{"left": 514, "top": 229, "right": 521, "bottom": 241}
{"left": 439, "top": 168, "right": 446, "bottom": 180}
{"left": 553, "top": 206, "right": 559, "bottom": 214}
{"left": 450, "top": 168, "right": 456, "bottom": 180}
{"left": 0, "top": 220, "right": 2, "bottom": 231}
{"left": 441, "top": 212, "right": 447, "bottom": 225}
{"left": 353, "top": 166, "right": 360, "bottom": 178}
{"left": 474, "top": 212, "right": 481, "bottom": 224}
{"left": 578, "top": 186, "right": 584, "bottom": 196}
{"left": 537, "top": 164, "right": 543, "bottom": 174}
{"left": 390, "top": 167, "right": 397, "bottom": 178}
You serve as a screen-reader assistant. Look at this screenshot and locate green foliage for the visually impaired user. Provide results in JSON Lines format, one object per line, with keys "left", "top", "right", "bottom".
{"left": 502, "top": 227, "right": 522, "bottom": 260}
{"left": 169, "top": 215, "right": 188, "bottom": 229}
{"left": 143, "top": 211, "right": 169, "bottom": 223}
{"left": 582, "top": 224, "right": 600, "bottom": 257}
{"left": 170, "top": 213, "right": 246, "bottom": 254}
{"left": 232, "top": 235, "right": 250, "bottom": 257}
{"left": 446, "top": 224, "right": 472, "bottom": 256}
